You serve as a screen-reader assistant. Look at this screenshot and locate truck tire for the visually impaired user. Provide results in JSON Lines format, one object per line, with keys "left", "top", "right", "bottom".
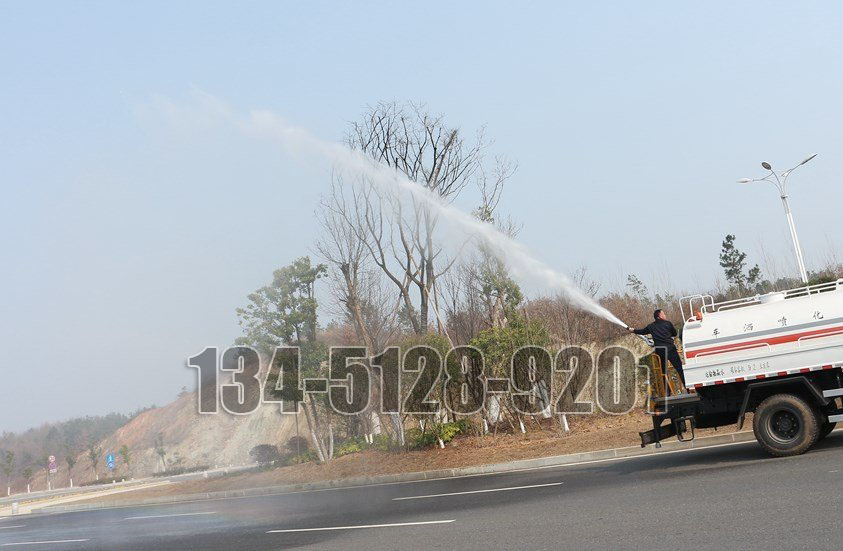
{"left": 819, "top": 421, "right": 836, "bottom": 440}
{"left": 753, "top": 393, "right": 819, "bottom": 456}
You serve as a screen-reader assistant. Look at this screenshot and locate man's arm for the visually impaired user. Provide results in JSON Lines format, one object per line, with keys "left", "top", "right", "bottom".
{"left": 630, "top": 324, "right": 651, "bottom": 336}
{"left": 670, "top": 323, "right": 677, "bottom": 337}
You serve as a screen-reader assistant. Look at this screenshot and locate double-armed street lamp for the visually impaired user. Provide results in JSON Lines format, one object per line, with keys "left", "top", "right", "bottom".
{"left": 738, "top": 154, "right": 817, "bottom": 284}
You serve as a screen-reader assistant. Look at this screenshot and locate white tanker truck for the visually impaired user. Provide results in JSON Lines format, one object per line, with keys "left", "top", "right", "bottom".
{"left": 640, "top": 278, "right": 843, "bottom": 456}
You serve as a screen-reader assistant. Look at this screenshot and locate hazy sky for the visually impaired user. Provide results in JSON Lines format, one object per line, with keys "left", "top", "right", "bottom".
{"left": 3, "top": 1, "right": 843, "bottom": 432}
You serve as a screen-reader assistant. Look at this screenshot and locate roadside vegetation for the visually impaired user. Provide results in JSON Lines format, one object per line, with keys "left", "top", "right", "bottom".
{"left": 4, "top": 102, "right": 841, "bottom": 488}
{"left": 230, "top": 102, "right": 843, "bottom": 468}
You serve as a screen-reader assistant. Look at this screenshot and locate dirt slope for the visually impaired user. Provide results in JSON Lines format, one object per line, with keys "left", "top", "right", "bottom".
{"left": 33, "top": 395, "right": 296, "bottom": 489}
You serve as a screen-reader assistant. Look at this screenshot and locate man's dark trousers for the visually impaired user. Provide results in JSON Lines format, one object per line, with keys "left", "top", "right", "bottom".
{"left": 655, "top": 345, "right": 685, "bottom": 393}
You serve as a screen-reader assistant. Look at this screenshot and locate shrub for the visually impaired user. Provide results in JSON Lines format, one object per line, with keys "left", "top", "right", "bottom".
{"left": 406, "top": 428, "right": 438, "bottom": 450}
{"left": 333, "top": 437, "right": 365, "bottom": 458}
{"left": 249, "top": 444, "right": 281, "bottom": 465}
{"left": 283, "top": 450, "right": 317, "bottom": 465}
{"left": 406, "top": 420, "right": 468, "bottom": 450}
{"left": 286, "top": 436, "right": 309, "bottom": 454}
{"left": 370, "top": 433, "right": 393, "bottom": 451}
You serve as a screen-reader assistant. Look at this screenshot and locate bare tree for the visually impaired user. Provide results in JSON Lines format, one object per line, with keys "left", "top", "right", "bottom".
{"left": 316, "top": 177, "right": 401, "bottom": 351}
{"left": 440, "top": 264, "right": 486, "bottom": 344}
{"left": 345, "top": 101, "right": 508, "bottom": 334}
{"left": 441, "top": 165, "right": 520, "bottom": 340}
{"left": 316, "top": 178, "right": 407, "bottom": 445}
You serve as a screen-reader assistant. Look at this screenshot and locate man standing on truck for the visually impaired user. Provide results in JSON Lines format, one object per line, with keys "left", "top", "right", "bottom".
{"left": 629, "top": 309, "right": 685, "bottom": 393}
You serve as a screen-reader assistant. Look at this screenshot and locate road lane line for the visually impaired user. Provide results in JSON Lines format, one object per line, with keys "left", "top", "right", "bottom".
{"left": 2, "top": 540, "right": 89, "bottom": 547}
{"left": 124, "top": 511, "right": 216, "bottom": 520}
{"left": 267, "top": 519, "right": 455, "bottom": 533}
{"left": 0, "top": 526, "right": 26, "bottom": 530}
{"left": 393, "top": 482, "right": 562, "bottom": 501}
{"left": 31, "top": 440, "right": 757, "bottom": 514}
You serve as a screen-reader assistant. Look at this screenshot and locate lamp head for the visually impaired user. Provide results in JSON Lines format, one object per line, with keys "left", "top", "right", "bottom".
{"left": 761, "top": 162, "right": 772, "bottom": 170}
{"left": 737, "top": 178, "right": 752, "bottom": 184}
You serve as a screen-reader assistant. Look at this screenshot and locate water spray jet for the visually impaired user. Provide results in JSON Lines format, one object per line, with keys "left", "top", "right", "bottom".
{"left": 249, "top": 112, "right": 630, "bottom": 329}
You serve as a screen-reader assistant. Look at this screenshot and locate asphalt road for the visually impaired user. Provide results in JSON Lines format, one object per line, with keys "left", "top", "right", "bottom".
{"left": 3, "top": 433, "right": 843, "bottom": 550}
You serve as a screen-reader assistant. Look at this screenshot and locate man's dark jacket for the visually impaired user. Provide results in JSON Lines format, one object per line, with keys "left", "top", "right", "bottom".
{"left": 633, "top": 319, "right": 678, "bottom": 348}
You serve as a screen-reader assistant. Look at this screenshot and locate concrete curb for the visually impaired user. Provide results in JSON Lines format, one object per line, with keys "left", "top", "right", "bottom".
{"left": 34, "top": 430, "right": 757, "bottom": 515}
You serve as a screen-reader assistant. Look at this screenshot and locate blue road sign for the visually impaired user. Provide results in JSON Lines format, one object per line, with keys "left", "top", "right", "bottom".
{"left": 106, "top": 452, "right": 115, "bottom": 470}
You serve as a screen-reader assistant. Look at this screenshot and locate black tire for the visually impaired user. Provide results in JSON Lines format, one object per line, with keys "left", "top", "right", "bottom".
{"left": 819, "top": 421, "right": 837, "bottom": 440}
{"left": 753, "top": 393, "right": 819, "bottom": 456}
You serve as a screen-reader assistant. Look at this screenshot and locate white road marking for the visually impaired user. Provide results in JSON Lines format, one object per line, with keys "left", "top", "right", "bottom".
{"left": 0, "top": 526, "right": 26, "bottom": 530}
{"left": 393, "top": 482, "right": 563, "bottom": 501}
{"left": 219, "top": 440, "right": 754, "bottom": 502}
{"left": 2, "top": 540, "right": 89, "bottom": 547}
{"left": 124, "top": 511, "right": 216, "bottom": 520}
{"left": 267, "top": 519, "right": 455, "bottom": 533}
{"left": 34, "top": 438, "right": 757, "bottom": 515}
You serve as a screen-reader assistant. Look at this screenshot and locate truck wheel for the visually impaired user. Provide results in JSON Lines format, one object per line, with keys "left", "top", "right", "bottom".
{"left": 753, "top": 393, "right": 819, "bottom": 456}
{"left": 819, "top": 421, "right": 837, "bottom": 440}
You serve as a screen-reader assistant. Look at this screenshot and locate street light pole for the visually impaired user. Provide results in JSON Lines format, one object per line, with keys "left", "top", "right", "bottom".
{"left": 737, "top": 154, "right": 816, "bottom": 285}
{"left": 780, "top": 193, "right": 808, "bottom": 284}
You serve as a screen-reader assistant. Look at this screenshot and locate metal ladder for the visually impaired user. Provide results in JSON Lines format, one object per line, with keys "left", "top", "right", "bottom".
{"left": 647, "top": 352, "right": 679, "bottom": 412}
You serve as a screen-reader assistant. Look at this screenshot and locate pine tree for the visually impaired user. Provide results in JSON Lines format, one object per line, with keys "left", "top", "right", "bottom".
{"left": 719, "top": 234, "right": 762, "bottom": 293}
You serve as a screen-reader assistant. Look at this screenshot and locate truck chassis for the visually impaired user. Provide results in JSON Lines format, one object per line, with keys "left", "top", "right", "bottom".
{"left": 640, "top": 279, "right": 843, "bottom": 456}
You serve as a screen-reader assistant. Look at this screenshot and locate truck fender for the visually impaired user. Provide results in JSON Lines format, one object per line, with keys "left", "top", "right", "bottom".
{"left": 736, "top": 376, "right": 830, "bottom": 431}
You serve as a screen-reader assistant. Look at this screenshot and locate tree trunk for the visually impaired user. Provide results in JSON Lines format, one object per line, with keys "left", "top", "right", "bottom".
{"left": 303, "top": 398, "right": 326, "bottom": 464}
{"left": 392, "top": 414, "right": 406, "bottom": 447}
{"left": 340, "top": 263, "right": 376, "bottom": 351}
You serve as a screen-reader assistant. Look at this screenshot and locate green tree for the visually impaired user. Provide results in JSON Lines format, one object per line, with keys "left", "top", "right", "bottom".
{"left": 719, "top": 234, "right": 761, "bottom": 294}
{"left": 21, "top": 467, "right": 33, "bottom": 490}
{"left": 64, "top": 448, "right": 77, "bottom": 472}
{"left": 169, "top": 451, "right": 184, "bottom": 468}
{"left": 476, "top": 254, "right": 523, "bottom": 328}
{"left": 154, "top": 434, "right": 166, "bottom": 471}
{"left": 87, "top": 442, "right": 102, "bottom": 481}
{"left": 118, "top": 444, "right": 130, "bottom": 475}
{"left": 472, "top": 189, "right": 523, "bottom": 331}
{"left": 626, "top": 274, "right": 650, "bottom": 302}
{"left": 236, "top": 256, "right": 327, "bottom": 359}
{"left": 236, "top": 257, "right": 333, "bottom": 462}
{"left": 470, "top": 318, "right": 552, "bottom": 378}
{"left": 470, "top": 318, "right": 553, "bottom": 432}
{"left": 0, "top": 450, "right": 14, "bottom": 493}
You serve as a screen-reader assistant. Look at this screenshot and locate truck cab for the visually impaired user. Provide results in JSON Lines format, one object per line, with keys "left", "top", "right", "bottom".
{"left": 640, "top": 279, "right": 843, "bottom": 456}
